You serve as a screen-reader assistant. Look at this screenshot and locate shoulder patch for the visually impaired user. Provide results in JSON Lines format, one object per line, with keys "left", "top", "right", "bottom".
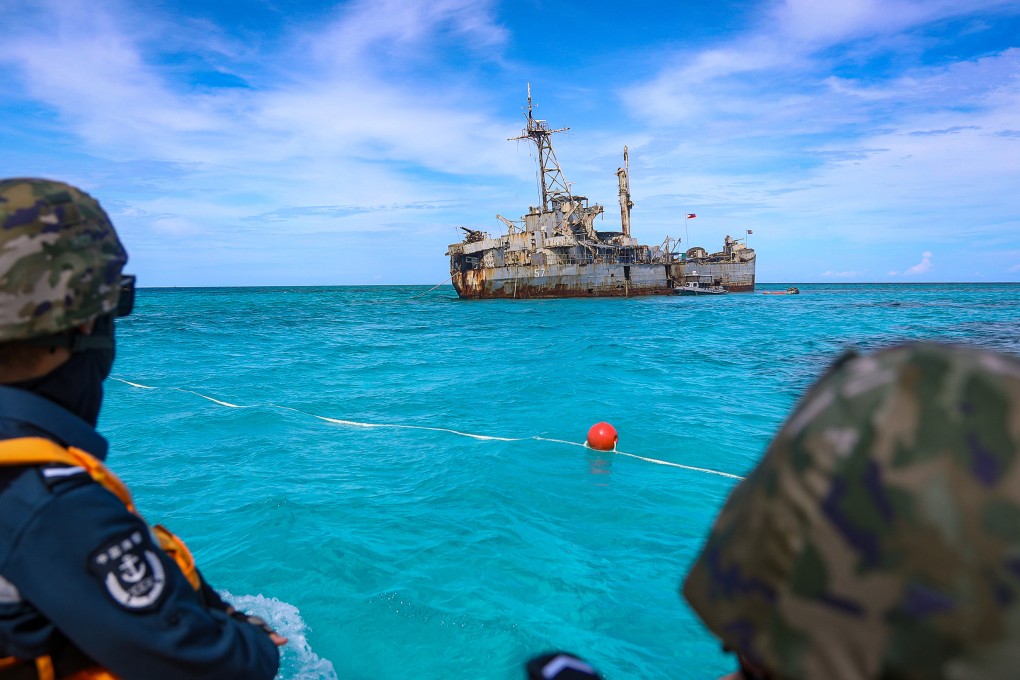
{"left": 88, "top": 529, "right": 167, "bottom": 612}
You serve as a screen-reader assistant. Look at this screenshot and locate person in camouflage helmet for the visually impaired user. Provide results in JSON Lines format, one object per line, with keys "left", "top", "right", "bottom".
{"left": 0, "top": 179, "right": 283, "bottom": 679}
{"left": 683, "top": 342, "right": 1020, "bottom": 680}
{"left": 0, "top": 178, "right": 128, "bottom": 344}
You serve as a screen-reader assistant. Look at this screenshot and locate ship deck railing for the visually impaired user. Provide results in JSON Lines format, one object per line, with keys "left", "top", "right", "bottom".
{"left": 459, "top": 256, "right": 673, "bottom": 270}
{"left": 543, "top": 256, "right": 670, "bottom": 266}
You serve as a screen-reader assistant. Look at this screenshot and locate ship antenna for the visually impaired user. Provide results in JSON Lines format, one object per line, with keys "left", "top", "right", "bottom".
{"left": 510, "top": 84, "right": 570, "bottom": 212}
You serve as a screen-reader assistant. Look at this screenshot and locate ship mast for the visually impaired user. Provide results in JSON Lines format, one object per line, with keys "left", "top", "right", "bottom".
{"left": 617, "top": 146, "right": 633, "bottom": 238}
{"left": 509, "top": 84, "right": 570, "bottom": 212}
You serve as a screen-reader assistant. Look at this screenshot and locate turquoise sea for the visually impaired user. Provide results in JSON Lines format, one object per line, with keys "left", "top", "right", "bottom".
{"left": 101, "top": 283, "right": 1019, "bottom": 679}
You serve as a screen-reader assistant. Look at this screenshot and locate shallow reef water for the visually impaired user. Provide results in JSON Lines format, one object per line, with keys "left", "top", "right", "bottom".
{"left": 102, "top": 283, "right": 1019, "bottom": 679}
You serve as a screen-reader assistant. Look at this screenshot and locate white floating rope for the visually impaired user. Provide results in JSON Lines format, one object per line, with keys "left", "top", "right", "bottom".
{"left": 110, "top": 377, "right": 744, "bottom": 480}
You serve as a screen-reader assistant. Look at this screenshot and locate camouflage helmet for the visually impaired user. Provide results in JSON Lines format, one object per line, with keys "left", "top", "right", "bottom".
{"left": 683, "top": 343, "right": 1020, "bottom": 680}
{"left": 0, "top": 178, "right": 128, "bottom": 342}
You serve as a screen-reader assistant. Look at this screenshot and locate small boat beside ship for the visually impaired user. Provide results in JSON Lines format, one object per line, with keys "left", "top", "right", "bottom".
{"left": 677, "top": 281, "right": 728, "bottom": 296}
{"left": 762, "top": 287, "right": 800, "bottom": 295}
{"left": 446, "top": 88, "right": 756, "bottom": 299}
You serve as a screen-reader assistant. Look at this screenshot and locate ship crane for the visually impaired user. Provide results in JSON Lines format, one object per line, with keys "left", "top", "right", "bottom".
{"left": 495, "top": 214, "right": 519, "bottom": 233}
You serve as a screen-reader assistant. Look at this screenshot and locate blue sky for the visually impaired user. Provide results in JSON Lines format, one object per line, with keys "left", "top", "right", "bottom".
{"left": 2, "top": 0, "right": 1018, "bottom": 285}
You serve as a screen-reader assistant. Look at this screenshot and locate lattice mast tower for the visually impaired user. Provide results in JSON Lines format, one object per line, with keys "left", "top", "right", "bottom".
{"left": 509, "top": 84, "right": 571, "bottom": 212}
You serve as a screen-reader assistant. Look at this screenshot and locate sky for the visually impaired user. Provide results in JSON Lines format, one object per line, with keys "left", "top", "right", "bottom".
{"left": 2, "top": 0, "right": 1018, "bottom": 285}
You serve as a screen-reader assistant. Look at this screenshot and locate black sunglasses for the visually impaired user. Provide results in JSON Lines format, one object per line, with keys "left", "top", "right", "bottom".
{"left": 116, "top": 274, "right": 136, "bottom": 317}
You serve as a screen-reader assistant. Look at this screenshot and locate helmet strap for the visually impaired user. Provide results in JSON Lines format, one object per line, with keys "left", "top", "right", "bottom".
{"left": 19, "top": 328, "right": 113, "bottom": 353}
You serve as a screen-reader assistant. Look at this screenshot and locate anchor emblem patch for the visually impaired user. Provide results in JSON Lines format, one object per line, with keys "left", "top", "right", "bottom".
{"left": 89, "top": 529, "right": 167, "bottom": 612}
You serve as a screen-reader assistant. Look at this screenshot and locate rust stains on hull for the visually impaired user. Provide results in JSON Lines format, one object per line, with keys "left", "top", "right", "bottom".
{"left": 452, "top": 265, "right": 756, "bottom": 298}
{"left": 452, "top": 274, "right": 674, "bottom": 299}
{"left": 723, "top": 281, "right": 756, "bottom": 293}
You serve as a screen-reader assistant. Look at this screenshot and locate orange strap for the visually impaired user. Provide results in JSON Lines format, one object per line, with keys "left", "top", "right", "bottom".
{"left": 61, "top": 670, "right": 116, "bottom": 680}
{"left": 0, "top": 658, "right": 117, "bottom": 680}
{"left": 0, "top": 439, "right": 134, "bottom": 513}
{"left": 33, "top": 657, "right": 53, "bottom": 680}
{"left": 151, "top": 525, "right": 199, "bottom": 590}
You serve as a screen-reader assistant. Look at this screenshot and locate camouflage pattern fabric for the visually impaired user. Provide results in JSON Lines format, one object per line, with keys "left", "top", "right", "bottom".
{"left": 684, "top": 343, "right": 1020, "bottom": 680}
{"left": 0, "top": 179, "right": 127, "bottom": 341}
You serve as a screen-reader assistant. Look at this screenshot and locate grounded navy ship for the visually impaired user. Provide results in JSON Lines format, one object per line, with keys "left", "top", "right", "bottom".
{"left": 447, "top": 89, "right": 756, "bottom": 299}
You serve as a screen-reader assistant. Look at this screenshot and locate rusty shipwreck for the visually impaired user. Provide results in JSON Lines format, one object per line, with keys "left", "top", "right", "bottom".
{"left": 446, "top": 89, "right": 756, "bottom": 299}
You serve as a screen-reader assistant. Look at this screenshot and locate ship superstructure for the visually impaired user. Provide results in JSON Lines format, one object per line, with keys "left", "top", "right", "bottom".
{"left": 446, "top": 89, "right": 755, "bottom": 298}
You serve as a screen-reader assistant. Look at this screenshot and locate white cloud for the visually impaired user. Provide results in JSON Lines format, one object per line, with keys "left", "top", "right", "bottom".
{"left": 0, "top": 0, "right": 527, "bottom": 255}
{"left": 771, "top": 0, "right": 1013, "bottom": 45}
{"left": 617, "top": 0, "right": 1020, "bottom": 283}
{"left": 2, "top": 0, "right": 1017, "bottom": 285}
{"left": 622, "top": 0, "right": 1020, "bottom": 152}
{"left": 905, "top": 251, "right": 934, "bottom": 274}
{"left": 0, "top": 0, "right": 514, "bottom": 178}
{"left": 309, "top": 0, "right": 507, "bottom": 64}
{"left": 624, "top": 1, "right": 1020, "bottom": 129}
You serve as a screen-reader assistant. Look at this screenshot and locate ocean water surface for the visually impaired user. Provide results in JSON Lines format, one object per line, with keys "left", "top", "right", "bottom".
{"left": 101, "top": 283, "right": 1019, "bottom": 679}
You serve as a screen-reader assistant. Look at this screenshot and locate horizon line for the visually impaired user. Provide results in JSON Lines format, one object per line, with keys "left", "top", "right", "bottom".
{"left": 135, "top": 281, "right": 1020, "bottom": 289}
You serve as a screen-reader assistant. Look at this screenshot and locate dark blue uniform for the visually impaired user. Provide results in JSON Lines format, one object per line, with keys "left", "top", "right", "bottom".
{"left": 0, "top": 386, "right": 279, "bottom": 679}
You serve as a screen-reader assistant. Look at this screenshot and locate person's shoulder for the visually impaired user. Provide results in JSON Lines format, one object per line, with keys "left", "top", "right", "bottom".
{"left": 0, "top": 425, "right": 97, "bottom": 495}
{"left": 0, "top": 458, "right": 118, "bottom": 575}
{"left": 0, "top": 449, "right": 101, "bottom": 530}
{"left": 0, "top": 460, "right": 93, "bottom": 509}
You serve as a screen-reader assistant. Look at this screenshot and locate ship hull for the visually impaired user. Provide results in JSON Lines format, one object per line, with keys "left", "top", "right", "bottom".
{"left": 450, "top": 259, "right": 756, "bottom": 299}
{"left": 452, "top": 263, "right": 676, "bottom": 299}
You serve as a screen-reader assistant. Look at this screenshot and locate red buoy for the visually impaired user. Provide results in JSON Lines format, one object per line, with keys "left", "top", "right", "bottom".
{"left": 586, "top": 422, "right": 618, "bottom": 451}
